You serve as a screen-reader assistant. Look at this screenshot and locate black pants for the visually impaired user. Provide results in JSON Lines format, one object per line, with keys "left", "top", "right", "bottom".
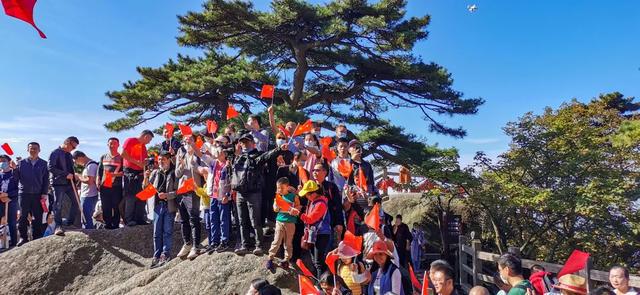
{"left": 311, "top": 233, "right": 331, "bottom": 278}
{"left": 18, "top": 193, "right": 45, "bottom": 240}
{"left": 123, "top": 172, "right": 146, "bottom": 224}
{"left": 100, "top": 185, "right": 122, "bottom": 229}
{"left": 261, "top": 184, "right": 276, "bottom": 225}
{"left": 236, "top": 192, "right": 263, "bottom": 249}
{"left": 178, "top": 193, "right": 201, "bottom": 246}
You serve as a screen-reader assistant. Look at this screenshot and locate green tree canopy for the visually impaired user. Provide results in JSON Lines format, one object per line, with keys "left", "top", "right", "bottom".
{"left": 467, "top": 93, "right": 640, "bottom": 269}
{"left": 103, "top": 0, "right": 482, "bottom": 175}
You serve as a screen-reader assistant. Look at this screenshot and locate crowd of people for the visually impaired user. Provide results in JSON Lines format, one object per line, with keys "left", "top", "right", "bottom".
{"left": 0, "top": 104, "right": 637, "bottom": 295}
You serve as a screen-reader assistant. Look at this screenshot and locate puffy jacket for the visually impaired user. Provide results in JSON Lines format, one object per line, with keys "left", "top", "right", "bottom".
{"left": 301, "top": 196, "right": 331, "bottom": 234}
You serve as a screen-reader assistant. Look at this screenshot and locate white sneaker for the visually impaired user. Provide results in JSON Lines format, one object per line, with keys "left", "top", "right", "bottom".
{"left": 187, "top": 247, "right": 200, "bottom": 260}
{"left": 177, "top": 244, "right": 192, "bottom": 258}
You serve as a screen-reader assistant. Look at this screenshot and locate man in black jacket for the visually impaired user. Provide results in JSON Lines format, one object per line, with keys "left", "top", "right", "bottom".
{"left": 232, "top": 132, "right": 288, "bottom": 255}
{"left": 14, "top": 142, "right": 49, "bottom": 245}
{"left": 48, "top": 136, "right": 79, "bottom": 236}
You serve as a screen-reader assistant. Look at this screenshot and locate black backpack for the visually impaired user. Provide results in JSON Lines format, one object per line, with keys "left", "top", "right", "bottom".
{"left": 231, "top": 151, "right": 264, "bottom": 193}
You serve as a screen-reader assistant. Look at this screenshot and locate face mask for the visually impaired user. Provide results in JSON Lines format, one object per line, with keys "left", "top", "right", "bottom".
{"left": 337, "top": 133, "right": 347, "bottom": 139}
{"left": 276, "top": 139, "right": 286, "bottom": 146}
{"left": 305, "top": 141, "right": 316, "bottom": 148}
{"left": 0, "top": 162, "right": 8, "bottom": 171}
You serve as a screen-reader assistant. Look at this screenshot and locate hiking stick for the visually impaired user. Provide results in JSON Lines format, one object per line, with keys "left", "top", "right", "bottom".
{"left": 70, "top": 180, "right": 85, "bottom": 225}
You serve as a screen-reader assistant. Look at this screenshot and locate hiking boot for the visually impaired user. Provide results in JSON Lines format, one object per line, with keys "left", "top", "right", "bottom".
{"left": 187, "top": 247, "right": 200, "bottom": 260}
{"left": 265, "top": 259, "right": 276, "bottom": 274}
{"left": 252, "top": 247, "right": 264, "bottom": 256}
{"left": 207, "top": 243, "right": 219, "bottom": 255}
{"left": 234, "top": 247, "right": 249, "bottom": 255}
{"left": 158, "top": 254, "right": 170, "bottom": 267}
{"left": 177, "top": 244, "right": 192, "bottom": 258}
{"left": 126, "top": 221, "right": 137, "bottom": 227}
{"left": 215, "top": 241, "right": 230, "bottom": 253}
{"left": 16, "top": 239, "right": 27, "bottom": 247}
{"left": 54, "top": 227, "right": 65, "bottom": 236}
{"left": 150, "top": 257, "right": 160, "bottom": 269}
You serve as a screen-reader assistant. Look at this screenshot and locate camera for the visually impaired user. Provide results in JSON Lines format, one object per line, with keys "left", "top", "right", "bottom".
{"left": 145, "top": 157, "right": 156, "bottom": 169}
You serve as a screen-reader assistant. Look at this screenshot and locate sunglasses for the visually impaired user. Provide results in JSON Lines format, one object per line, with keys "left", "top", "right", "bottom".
{"left": 312, "top": 169, "right": 325, "bottom": 172}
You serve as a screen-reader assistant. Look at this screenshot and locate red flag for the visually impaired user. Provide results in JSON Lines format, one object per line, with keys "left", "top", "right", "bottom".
{"left": 275, "top": 194, "right": 292, "bottom": 212}
{"left": 325, "top": 253, "right": 339, "bottom": 275}
{"left": 178, "top": 124, "right": 193, "bottom": 137}
{"left": 164, "top": 122, "right": 175, "bottom": 136}
{"left": 337, "top": 159, "right": 352, "bottom": 178}
{"left": 321, "top": 145, "right": 336, "bottom": 163}
{"left": 357, "top": 167, "right": 368, "bottom": 192}
{"left": 177, "top": 178, "right": 196, "bottom": 195}
{"left": 319, "top": 137, "right": 332, "bottom": 147}
{"left": 195, "top": 136, "right": 204, "bottom": 149}
{"left": 260, "top": 84, "right": 275, "bottom": 99}
{"left": 343, "top": 230, "right": 362, "bottom": 253}
{"left": 293, "top": 119, "right": 313, "bottom": 137}
{"left": 277, "top": 124, "right": 291, "bottom": 138}
{"left": 2, "top": 0, "right": 46, "bottom": 38}
{"left": 206, "top": 119, "right": 218, "bottom": 134}
{"left": 296, "top": 259, "right": 315, "bottom": 278}
{"left": 226, "top": 105, "right": 239, "bottom": 120}
{"left": 103, "top": 170, "right": 114, "bottom": 188}
{"left": 1, "top": 143, "right": 14, "bottom": 156}
{"left": 298, "top": 166, "right": 309, "bottom": 184}
{"left": 422, "top": 270, "right": 430, "bottom": 295}
{"left": 298, "top": 275, "right": 320, "bottom": 295}
{"left": 136, "top": 184, "right": 157, "bottom": 201}
{"left": 409, "top": 264, "right": 422, "bottom": 291}
{"left": 558, "top": 249, "right": 590, "bottom": 277}
{"left": 365, "top": 203, "right": 380, "bottom": 231}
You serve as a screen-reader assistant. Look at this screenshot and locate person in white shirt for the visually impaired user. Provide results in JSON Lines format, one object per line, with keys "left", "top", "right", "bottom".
{"left": 610, "top": 266, "right": 638, "bottom": 295}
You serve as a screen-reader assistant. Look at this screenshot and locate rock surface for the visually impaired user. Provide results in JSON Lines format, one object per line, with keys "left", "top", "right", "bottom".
{"left": 0, "top": 225, "right": 297, "bottom": 295}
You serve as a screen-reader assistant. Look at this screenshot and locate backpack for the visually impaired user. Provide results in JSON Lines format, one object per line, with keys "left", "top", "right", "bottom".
{"left": 231, "top": 152, "right": 264, "bottom": 193}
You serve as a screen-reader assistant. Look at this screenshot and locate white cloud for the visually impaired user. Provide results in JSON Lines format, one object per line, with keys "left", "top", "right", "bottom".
{"left": 0, "top": 109, "right": 165, "bottom": 161}
{"left": 463, "top": 137, "right": 502, "bottom": 145}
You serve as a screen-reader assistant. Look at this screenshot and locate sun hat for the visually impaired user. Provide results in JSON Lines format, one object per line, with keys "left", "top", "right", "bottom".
{"left": 298, "top": 180, "right": 320, "bottom": 197}
{"left": 366, "top": 240, "right": 393, "bottom": 260}
{"left": 553, "top": 274, "right": 587, "bottom": 295}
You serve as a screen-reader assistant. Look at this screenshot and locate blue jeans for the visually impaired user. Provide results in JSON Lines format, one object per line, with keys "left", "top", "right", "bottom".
{"left": 204, "top": 208, "right": 211, "bottom": 245}
{"left": 0, "top": 199, "right": 18, "bottom": 246}
{"left": 209, "top": 198, "right": 231, "bottom": 245}
{"left": 153, "top": 202, "right": 175, "bottom": 258}
{"left": 80, "top": 196, "right": 98, "bottom": 229}
{"left": 53, "top": 185, "right": 79, "bottom": 226}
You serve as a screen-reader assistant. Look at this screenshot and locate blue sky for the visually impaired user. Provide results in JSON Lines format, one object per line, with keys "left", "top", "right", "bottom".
{"left": 1, "top": 0, "right": 639, "bottom": 167}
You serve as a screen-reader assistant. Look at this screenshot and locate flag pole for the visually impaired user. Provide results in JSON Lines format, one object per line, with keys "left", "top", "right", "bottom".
{"left": 287, "top": 122, "right": 301, "bottom": 145}
{"left": 70, "top": 180, "right": 85, "bottom": 225}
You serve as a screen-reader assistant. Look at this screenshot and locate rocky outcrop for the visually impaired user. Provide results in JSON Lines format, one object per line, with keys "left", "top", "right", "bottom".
{"left": 0, "top": 225, "right": 297, "bottom": 295}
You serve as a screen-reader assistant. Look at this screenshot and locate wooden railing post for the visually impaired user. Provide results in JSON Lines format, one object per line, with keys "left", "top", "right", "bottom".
{"left": 471, "top": 239, "right": 482, "bottom": 286}
{"left": 458, "top": 235, "right": 468, "bottom": 286}
{"left": 582, "top": 257, "right": 593, "bottom": 293}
